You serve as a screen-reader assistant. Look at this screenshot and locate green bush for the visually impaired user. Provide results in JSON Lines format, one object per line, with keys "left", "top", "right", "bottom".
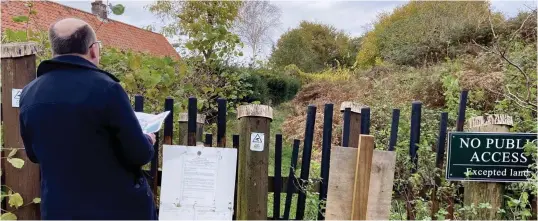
{"left": 243, "top": 73, "right": 269, "bottom": 104}
{"left": 287, "top": 77, "right": 301, "bottom": 100}
{"left": 242, "top": 67, "right": 302, "bottom": 106}
{"left": 266, "top": 74, "right": 301, "bottom": 105}
{"left": 356, "top": 1, "right": 496, "bottom": 67}
{"left": 2, "top": 28, "right": 254, "bottom": 129}
{"left": 270, "top": 21, "right": 358, "bottom": 72}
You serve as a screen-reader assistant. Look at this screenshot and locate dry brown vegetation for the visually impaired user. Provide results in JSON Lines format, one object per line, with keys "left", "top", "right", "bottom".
{"left": 280, "top": 56, "right": 512, "bottom": 161}
{"left": 281, "top": 66, "right": 428, "bottom": 160}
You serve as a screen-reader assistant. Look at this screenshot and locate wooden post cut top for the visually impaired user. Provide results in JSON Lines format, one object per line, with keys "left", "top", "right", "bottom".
{"left": 237, "top": 104, "right": 273, "bottom": 120}
{"left": 468, "top": 114, "right": 513, "bottom": 129}
{"left": 178, "top": 113, "right": 205, "bottom": 123}
{"left": 1, "top": 42, "right": 40, "bottom": 58}
{"left": 340, "top": 101, "right": 367, "bottom": 114}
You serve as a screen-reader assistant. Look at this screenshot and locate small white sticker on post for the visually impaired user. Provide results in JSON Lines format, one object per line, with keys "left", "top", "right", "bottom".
{"left": 12, "top": 89, "right": 22, "bottom": 108}
{"left": 250, "top": 132, "right": 265, "bottom": 152}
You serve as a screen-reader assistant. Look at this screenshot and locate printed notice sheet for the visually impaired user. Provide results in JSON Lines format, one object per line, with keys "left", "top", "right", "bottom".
{"left": 135, "top": 111, "right": 170, "bottom": 134}
{"left": 159, "top": 145, "right": 238, "bottom": 220}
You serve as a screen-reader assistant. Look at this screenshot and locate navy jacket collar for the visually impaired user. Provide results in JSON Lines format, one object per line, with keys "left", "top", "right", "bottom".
{"left": 37, "top": 55, "right": 120, "bottom": 82}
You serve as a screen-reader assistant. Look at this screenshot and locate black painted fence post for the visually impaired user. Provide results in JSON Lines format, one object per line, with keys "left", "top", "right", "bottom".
{"left": 409, "top": 101, "right": 422, "bottom": 173}
{"left": 388, "top": 109, "right": 400, "bottom": 151}
{"left": 134, "top": 95, "right": 144, "bottom": 112}
{"left": 431, "top": 112, "right": 448, "bottom": 218}
{"left": 283, "top": 140, "right": 300, "bottom": 220}
{"left": 187, "top": 97, "right": 197, "bottom": 146}
{"left": 318, "top": 103, "right": 333, "bottom": 220}
{"left": 205, "top": 134, "right": 213, "bottom": 147}
{"left": 163, "top": 97, "right": 174, "bottom": 145}
{"left": 406, "top": 101, "right": 422, "bottom": 220}
{"left": 217, "top": 98, "right": 227, "bottom": 147}
{"left": 342, "top": 107, "right": 351, "bottom": 147}
{"left": 232, "top": 135, "right": 240, "bottom": 220}
{"left": 360, "top": 107, "right": 370, "bottom": 135}
{"left": 296, "top": 105, "right": 316, "bottom": 220}
{"left": 447, "top": 90, "right": 469, "bottom": 220}
{"left": 274, "top": 134, "right": 283, "bottom": 220}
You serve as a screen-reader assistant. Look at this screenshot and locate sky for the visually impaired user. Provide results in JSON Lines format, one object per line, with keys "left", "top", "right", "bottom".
{"left": 53, "top": 0, "right": 537, "bottom": 61}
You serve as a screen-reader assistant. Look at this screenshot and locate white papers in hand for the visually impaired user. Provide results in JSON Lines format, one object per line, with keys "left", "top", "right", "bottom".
{"left": 135, "top": 111, "right": 171, "bottom": 134}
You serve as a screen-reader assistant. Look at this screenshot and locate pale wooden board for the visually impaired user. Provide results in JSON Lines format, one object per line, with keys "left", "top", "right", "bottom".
{"left": 325, "top": 146, "right": 357, "bottom": 220}
{"left": 351, "top": 135, "right": 375, "bottom": 220}
{"left": 366, "top": 150, "right": 397, "bottom": 220}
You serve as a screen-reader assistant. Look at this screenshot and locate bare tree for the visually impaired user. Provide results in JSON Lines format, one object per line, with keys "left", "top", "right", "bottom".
{"left": 472, "top": 8, "right": 537, "bottom": 112}
{"left": 233, "top": 1, "right": 281, "bottom": 65}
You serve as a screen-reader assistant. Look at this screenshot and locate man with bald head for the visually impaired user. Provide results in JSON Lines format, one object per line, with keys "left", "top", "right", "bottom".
{"left": 18, "top": 18, "right": 157, "bottom": 220}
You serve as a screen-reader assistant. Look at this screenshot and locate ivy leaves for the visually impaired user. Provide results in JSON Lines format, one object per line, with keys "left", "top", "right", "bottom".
{"left": 32, "top": 197, "right": 41, "bottom": 204}
{"left": 8, "top": 193, "right": 23, "bottom": 208}
{"left": 4, "top": 149, "right": 24, "bottom": 169}
{"left": 7, "top": 158, "right": 24, "bottom": 169}
{"left": 0, "top": 191, "right": 41, "bottom": 220}
{"left": 1, "top": 212, "right": 17, "bottom": 220}
{"left": 0, "top": 147, "right": 40, "bottom": 220}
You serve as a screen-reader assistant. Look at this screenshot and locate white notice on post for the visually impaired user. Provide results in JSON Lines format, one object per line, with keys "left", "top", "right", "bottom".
{"left": 12, "top": 89, "right": 22, "bottom": 107}
{"left": 250, "top": 132, "right": 264, "bottom": 151}
{"left": 159, "top": 145, "right": 237, "bottom": 220}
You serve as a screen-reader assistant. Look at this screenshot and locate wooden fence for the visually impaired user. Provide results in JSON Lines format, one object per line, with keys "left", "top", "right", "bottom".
{"left": 134, "top": 96, "right": 345, "bottom": 220}
{"left": 133, "top": 96, "right": 388, "bottom": 220}
{"left": 132, "top": 95, "right": 428, "bottom": 220}
{"left": 1, "top": 42, "right": 536, "bottom": 220}
{"left": 132, "top": 91, "right": 536, "bottom": 220}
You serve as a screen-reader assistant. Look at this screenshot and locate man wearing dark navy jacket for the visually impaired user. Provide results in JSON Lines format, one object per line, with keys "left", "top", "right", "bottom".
{"left": 18, "top": 18, "right": 157, "bottom": 220}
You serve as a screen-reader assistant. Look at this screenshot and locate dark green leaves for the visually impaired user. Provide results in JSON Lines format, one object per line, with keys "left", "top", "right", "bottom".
{"left": 110, "top": 4, "right": 125, "bottom": 15}
{"left": 12, "top": 16, "right": 29, "bottom": 23}
{"left": 147, "top": 1, "right": 243, "bottom": 65}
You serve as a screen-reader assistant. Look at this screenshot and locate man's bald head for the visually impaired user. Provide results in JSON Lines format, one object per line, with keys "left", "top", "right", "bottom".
{"left": 49, "top": 18, "right": 97, "bottom": 56}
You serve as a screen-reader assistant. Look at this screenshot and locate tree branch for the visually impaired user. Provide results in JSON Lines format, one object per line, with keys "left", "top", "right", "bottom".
{"left": 508, "top": 10, "right": 534, "bottom": 43}
{"left": 473, "top": 11, "right": 535, "bottom": 105}
{"left": 488, "top": 9, "right": 497, "bottom": 40}
{"left": 485, "top": 87, "right": 537, "bottom": 111}
{"left": 498, "top": 51, "right": 532, "bottom": 101}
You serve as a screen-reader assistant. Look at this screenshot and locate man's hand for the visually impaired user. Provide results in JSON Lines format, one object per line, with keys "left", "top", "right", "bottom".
{"left": 146, "top": 133, "right": 156, "bottom": 145}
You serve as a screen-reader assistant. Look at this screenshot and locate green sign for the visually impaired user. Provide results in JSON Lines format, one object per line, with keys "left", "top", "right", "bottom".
{"left": 446, "top": 132, "right": 537, "bottom": 182}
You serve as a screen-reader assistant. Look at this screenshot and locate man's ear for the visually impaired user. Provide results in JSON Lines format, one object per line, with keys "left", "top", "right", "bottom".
{"left": 89, "top": 45, "right": 98, "bottom": 59}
